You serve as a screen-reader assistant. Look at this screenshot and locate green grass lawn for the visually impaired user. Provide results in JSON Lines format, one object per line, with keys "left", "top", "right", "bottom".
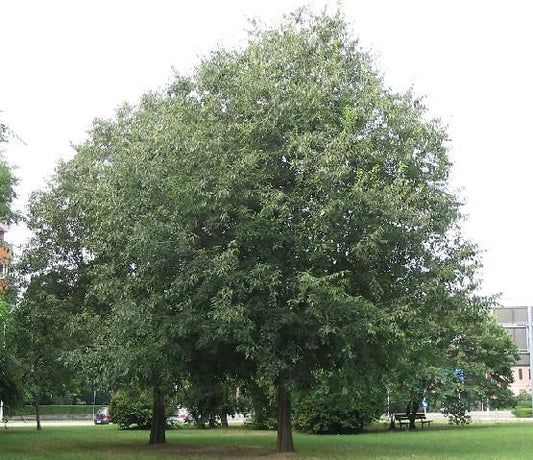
{"left": 1, "top": 423, "right": 533, "bottom": 459}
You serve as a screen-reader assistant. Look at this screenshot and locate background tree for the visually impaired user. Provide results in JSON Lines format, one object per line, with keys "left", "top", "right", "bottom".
{"left": 387, "top": 302, "right": 516, "bottom": 429}
{"left": 0, "top": 290, "right": 23, "bottom": 416}
{"left": 0, "top": 118, "right": 17, "bottom": 223}
{"left": 0, "top": 118, "right": 18, "bottom": 412}
{"left": 437, "top": 314, "right": 516, "bottom": 423}
{"left": 9, "top": 270, "right": 80, "bottom": 429}
{"left": 18, "top": 101, "right": 203, "bottom": 443}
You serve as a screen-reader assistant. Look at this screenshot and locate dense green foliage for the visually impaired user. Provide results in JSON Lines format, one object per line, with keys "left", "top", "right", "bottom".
{"left": 109, "top": 390, "right": 153, "bottom": 430}
{"left": 13, "top": 8, "right": 515, "bottom": 451}
{"left": 178, "top": 381, "right": 239, "bottom": 429}
{"left": 0, "top": 121, "right": 17, "bottom": 224}
{"left": 292, "top": 370, "right": 384, "bottom": 434}
{"left": 293, "top": 389, "right": 382, "bottom": 434}
{"left": 8, "top": 268, "right": 82, "bottom": 430}
{"left": 0, "top": 119, "right": 18, "bottom": 409}
{"left": 512, "top": 390, "right": 532, "bottom": 408}
{"left": 386, "top": 314, "right": 517, "bottom": 428}
{"left": 512, "top": 407, "right": 532, "bottom": 418}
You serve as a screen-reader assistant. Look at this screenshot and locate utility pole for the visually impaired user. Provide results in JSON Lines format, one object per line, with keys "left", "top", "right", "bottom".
{"left": 92, "top": 387, "right": 97, "bottom": 423}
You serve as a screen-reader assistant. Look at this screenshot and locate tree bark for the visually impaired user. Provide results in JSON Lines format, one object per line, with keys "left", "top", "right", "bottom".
{"left": 407, "top": 400, "right": 417, "bottom": 430}
{"left": 149, "top": 383, "right": 166, "bottom": 444}
{"left": 220, "top": 412, "right": 229, "bottom": 429}
{"left": 275, "top": 384, "right": 295, "bottom": 453}
{"left": 35, "top": 397, "right": 42, "bottom": 431}
{"left": 389, "top": 414, "right": 396, "bottom": 430}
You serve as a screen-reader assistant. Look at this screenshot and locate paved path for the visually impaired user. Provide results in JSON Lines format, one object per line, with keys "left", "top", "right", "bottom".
{"left": 424, "top": 410, "right": 533, "bottom": 423}
{"left": 469, "top": 410, "right": 533, "bottom": 422}
{"left": 5, "top": 411, "right": 533, "bottom": 429}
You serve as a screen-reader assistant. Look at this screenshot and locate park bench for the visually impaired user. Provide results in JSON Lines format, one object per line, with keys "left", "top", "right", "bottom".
{"left": 394, "top": 413, "right": 432, "bottom": 429}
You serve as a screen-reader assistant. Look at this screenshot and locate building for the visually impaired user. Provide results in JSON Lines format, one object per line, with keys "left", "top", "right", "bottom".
{"left": 493, "top": 306, "right": 532, "bottom": 395}
{"left": 0, "top": 225, "right": 10, "bottom": 292}
{"left": 0, "top": 224, "right": 10, "bottom": 263}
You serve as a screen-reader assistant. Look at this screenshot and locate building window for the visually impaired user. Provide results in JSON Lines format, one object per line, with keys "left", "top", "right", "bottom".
{"left": 519, "top": 368, "right": 523, "bottom": 380}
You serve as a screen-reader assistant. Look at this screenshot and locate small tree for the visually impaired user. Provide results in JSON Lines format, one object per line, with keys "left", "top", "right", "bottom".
{"left": 438, "top": 315, "right": 516, "bottom": 422}
{"left": 9, "top": 272, "right": 78, "bottom": 430}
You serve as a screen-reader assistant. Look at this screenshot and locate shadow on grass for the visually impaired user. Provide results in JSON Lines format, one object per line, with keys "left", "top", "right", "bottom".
{"left": 0, "top": 427, "right": 283, "bottom": 459}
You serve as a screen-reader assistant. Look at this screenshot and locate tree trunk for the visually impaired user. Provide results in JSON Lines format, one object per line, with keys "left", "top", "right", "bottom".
{"left": 149, "top": 383, "right": 166, "bottom": 444}
{"left": 275, "top": 384, "right": 294, "bottom": 453}
{"left": 407, "top": 400, "right": 417, "bottom": 430}
{"left": 35, "top": 397, "right": 42, "bottom": 431}
{"left": 220, "top": 412, "right": 229, "bottom": 429}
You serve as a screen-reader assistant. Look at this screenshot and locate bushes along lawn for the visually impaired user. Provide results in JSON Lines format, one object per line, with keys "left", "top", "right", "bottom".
{"left": 6, "top": 405, "right": 96, "bottom": 417}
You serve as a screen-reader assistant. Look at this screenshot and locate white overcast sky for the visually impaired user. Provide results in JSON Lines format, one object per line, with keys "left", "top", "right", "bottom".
{"left": 1, "top": 0, "right": 532, "bottom": 305}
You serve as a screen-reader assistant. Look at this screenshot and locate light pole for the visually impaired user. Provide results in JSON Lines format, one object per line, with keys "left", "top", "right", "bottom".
{"left": 92, "top": 387, "right": 97, "bottom": 423}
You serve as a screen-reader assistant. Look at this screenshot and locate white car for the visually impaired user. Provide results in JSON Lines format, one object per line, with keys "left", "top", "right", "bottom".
{"left": 169, "top": 408, "right": 191, "bottom": 423}
{"left": 94, "top": 407, "right": 111, "bottom": 424}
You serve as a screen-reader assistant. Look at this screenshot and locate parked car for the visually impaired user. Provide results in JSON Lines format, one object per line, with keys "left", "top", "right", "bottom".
{"left": 94, "top": 407, "right": 111, "bottom": 424}
{"left": 169, "top": 408, "right": 191, "bottom": 424}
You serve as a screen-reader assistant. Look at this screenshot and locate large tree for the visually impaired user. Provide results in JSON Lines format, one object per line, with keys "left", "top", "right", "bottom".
{"left": 19, "top": 9, "right": 506, "bottom": 452}
{"left": 158, "top": 10, "right": 484, "bottom": 451}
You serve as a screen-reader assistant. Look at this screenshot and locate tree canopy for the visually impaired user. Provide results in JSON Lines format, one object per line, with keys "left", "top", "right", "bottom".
{"left": 0, "top": 119, "right": 18, "bottom": 409}
{"left": 0, "top": 120, "right": 17, "bottom": 224}
{"left": 17, "top": 9, "right": 514, "bottom": 452}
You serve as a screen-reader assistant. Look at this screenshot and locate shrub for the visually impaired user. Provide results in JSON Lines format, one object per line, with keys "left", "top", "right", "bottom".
{"left": 249, "top": 408, "right": 277, "bottom": 431}
{"left": 109, "top": 390, "right": 152, "bottom": 430}
{"left": 513, "top": 407, "right": 532, "bottom": 418}
{"left": 513, "top": 390, "right": 532, "bottom": 409}
{"left": 178, "top": 382, "right": 239, "bottom": 429}
{"left": 237, "top": 380, "right": 277, "bottom": 430}
{"left": 441, "top": 399, "right": 472, "bottom": 425}
{"left": 293, "top": 386, "right": 382, "bottom": 434}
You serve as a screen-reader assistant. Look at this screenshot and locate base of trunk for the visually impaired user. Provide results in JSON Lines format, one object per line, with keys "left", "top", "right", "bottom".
{"left": 275, "top": 385, "right": 295, "bottom": 453}
{"left": 35, "top": 400, "right": 42, "bottom": 431}
{"left": 220, "top": 413, "right": 229, "bottom": 429}
{"left": 149, "top": 385, "right": 166, "bottom": 444}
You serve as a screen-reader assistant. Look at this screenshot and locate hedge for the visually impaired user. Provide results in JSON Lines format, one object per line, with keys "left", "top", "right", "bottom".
{"left": 7, "top": 405, "right": 97, "bottom": 417}
{"left": 513, "top": 407, "right": 533, "bottom": 418}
